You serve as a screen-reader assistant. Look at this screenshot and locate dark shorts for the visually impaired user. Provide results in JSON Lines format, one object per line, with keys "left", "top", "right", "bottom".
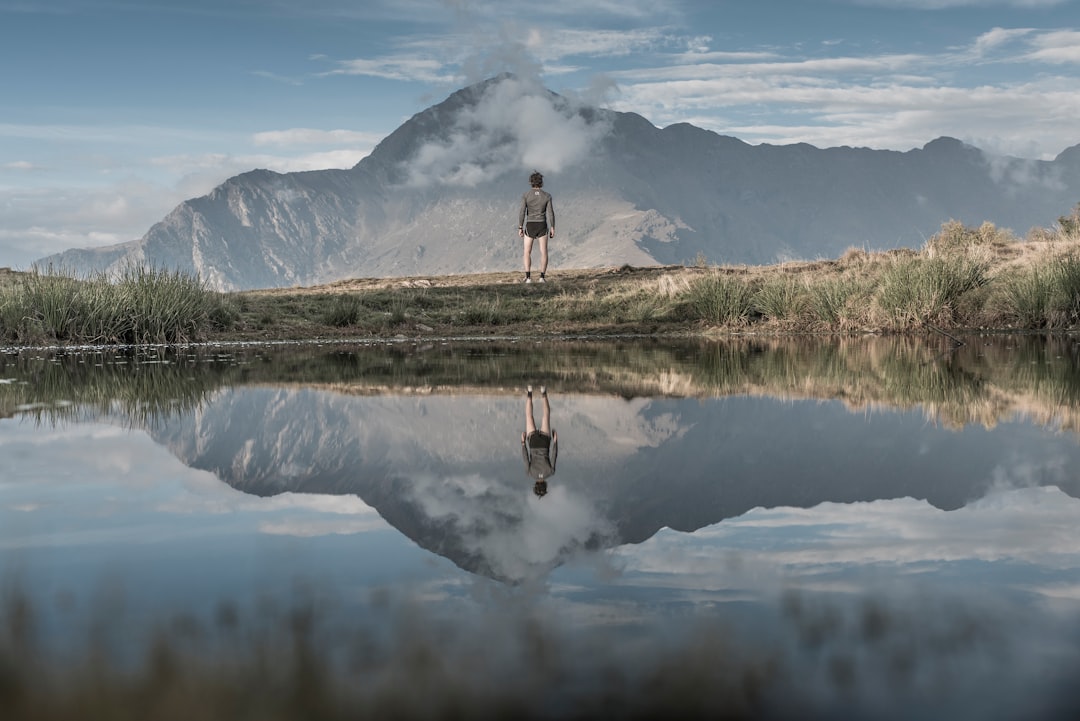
{"left": 525, "top": 221, "right": 548, "bottom": 238}
{"left": 528, "top": 431, "right": 551, "bottom": 449}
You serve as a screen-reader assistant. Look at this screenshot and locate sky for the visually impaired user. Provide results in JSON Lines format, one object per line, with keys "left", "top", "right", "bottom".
{"left": 2, "top": 0, "right": 1080, "bottom": 270}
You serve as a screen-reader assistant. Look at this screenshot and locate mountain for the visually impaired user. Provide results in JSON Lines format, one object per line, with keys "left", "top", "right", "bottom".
{"left": 39, "top": 74, "right": 1080, "bottom": 291}
{"left": 142, "top": 386, "right": 1080, "bottom": 584}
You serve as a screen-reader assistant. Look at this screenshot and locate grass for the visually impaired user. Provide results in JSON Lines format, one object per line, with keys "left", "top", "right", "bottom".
{"left": 3, "top": 215, "right": 1080, "bottom": 347}
{"left": 7, "top": 577, "right": 1070, "bottom": 721}
{"left": 0, "top": 583, "right": 789, "bottom": 721}
{"left": 683, "top": 272, "right": 757, "bottom": 326}
{"left": 873, "top": 253, "right": 989, "bottom": 330}
{"left": 0, "top": 264, "right": 237, "bottom": 345}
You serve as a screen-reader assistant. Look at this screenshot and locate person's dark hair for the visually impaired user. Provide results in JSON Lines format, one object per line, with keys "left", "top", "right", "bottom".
{"left": 529, "top": 171, "right": 544, "bottom": 188}
{"left": 533, "top": 480, "right": 548, "bottom": 497}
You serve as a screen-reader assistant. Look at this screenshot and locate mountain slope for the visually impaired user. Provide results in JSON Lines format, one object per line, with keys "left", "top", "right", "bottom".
{"left": 39, "top": 74, "right": 1080, "bottom": 291}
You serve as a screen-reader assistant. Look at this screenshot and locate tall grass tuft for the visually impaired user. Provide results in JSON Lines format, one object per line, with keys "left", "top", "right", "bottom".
{"left": 991, "top": 252, "right": 1080, "bottom": 329}
{"left": 991, "top": 266, "right": 1055, "bottom": 329}
{"left": 753, "top": 277, "right": 805, "bottom": 323}
{"left": 805, "top": 277, "right": 861, "bottom": 327}
{"left": 459, "top": 295, "right": 505, "bottom": 325}
{"left": 925, "top": 220, "right": 1014, "bottom": 257}
{"left": 0, "top": 265, "right": 235, "bottom": 345}
{"left": 1052, "top": 252, "right": 1080, "bottom": 323}
{"left": 875, "top": 255, "right": 988, "bottom": 329}
{"left": 683, "top": 273, "right": 756, "bottom": 326}
{"left": 321, "top": 294, "right": 364, "bottom": 327}
{"left": 1057, "top": 203, "right": 1080, "bottom": 236}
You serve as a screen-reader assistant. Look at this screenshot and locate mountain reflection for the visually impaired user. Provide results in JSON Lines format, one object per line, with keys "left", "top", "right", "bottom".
{"left": 4, "top": 336, "right": 1080, "bottom": 584}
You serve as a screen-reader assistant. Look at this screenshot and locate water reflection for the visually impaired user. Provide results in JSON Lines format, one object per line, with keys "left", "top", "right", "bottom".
{"left": 522, "top": 385, "right": 557, "bottom": 496}
{"left": 3, "top": 336, "right": 1080, "bottom": 718}
{"left": 4, "top": 335, "right": 1079, "bottom": 587}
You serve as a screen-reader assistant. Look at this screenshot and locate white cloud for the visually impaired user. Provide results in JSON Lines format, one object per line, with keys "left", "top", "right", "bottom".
{"left": 259, "top": 517, "right": 388, "bottom": 536}
{"left": 323, "top": 56, "right": 454, "bottom": 83}
{"left": 0, "top": 139, "right": 376, "bottom": 267}
{"left": 846, "top": 0, "right": 1066, "bottom": 7}
{"left": 1026, "top": 30, "right": 1080, "bottom": 63}
{"left": 321, "top": 24, "right": 673, "bottom": 89}
{"left": 616, "top": 54, "right": 926, "bottom": 83}
{"left": 0, "top": 179, "right": 198, "bottom": 265}
{"left": 604, "top": 37, "right": 1080, "bottom": 159}
{"left": 150, "top": 148, "right": 372, "bottom": 177}
{"left": 252, "top": 128, "right": 384, "bottom": 147}
{"left": 402, "top": 74, "right": 611, "bottom": 186}
{"left": 673, "top": 50, "right": 782, "bottom": 63}
{"left": 971, "top": 26, "right": 1034, "bottom": 56}
{"left": 528, "top": 27, "right": 672, "bottom": 61}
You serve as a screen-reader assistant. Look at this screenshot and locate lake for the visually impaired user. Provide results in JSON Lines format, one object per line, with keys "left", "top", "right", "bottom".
{"left": 2, "top": 335, "right": 1079, "bottom": 720}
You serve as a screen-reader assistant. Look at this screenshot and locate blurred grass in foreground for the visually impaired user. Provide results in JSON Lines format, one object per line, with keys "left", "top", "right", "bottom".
{"left": 4, "top": 581, "right": 1077, "bottom": 721}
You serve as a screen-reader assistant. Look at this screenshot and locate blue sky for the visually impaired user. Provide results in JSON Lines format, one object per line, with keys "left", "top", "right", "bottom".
{"left": 2, "top": 0, "right": 1079, "bottom": 269}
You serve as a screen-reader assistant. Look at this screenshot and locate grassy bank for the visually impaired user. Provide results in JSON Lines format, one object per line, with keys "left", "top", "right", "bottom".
{"left": 3, "top": 215, "right": 1080, "bottom": 346}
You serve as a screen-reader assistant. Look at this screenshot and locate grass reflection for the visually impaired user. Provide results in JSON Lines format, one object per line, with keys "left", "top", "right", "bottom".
{"left": 1, "top": 335, "right": 1078, "bottom": 433}
{"left": 0, "top": 348, "right": 238, "bottom": 427}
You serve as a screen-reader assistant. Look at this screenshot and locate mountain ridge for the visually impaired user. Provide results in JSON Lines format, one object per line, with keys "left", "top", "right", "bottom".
{"left": 38, "top": 74, "right": 1080, "bottom": 291}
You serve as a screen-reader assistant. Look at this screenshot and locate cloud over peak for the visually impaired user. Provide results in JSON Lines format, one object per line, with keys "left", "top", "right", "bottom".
{"left": 402, "top": 74, "right": 612, "bottom": 186}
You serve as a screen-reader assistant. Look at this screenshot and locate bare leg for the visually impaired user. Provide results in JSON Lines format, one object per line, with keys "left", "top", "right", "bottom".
{"left": 540, "top": 390, "right": 550, "bottom": 435}
{"left": 525, "top": 390, "right": 537, "bottom": 436}
{"left": 538, "top": 235, "right": 548, "bottom": 275}
{"left": 523, "top": 236, "right": 534, "bottom": 275}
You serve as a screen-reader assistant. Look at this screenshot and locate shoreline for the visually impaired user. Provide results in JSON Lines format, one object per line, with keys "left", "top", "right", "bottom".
{"left": 4, "top": 223, "right": 1080, "bottom": 347}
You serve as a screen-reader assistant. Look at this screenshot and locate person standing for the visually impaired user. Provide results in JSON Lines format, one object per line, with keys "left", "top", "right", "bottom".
{"left": 517, "top": 171, "right": 555, "bottom": 283}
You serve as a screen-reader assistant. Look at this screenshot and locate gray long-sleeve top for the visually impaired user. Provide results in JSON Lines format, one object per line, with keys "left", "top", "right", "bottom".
{"left": 518, "top": 188, "right": 555, "bottom": 230}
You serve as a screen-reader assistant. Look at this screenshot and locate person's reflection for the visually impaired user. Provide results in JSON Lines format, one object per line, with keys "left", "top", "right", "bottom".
{"left": 521, "top": 384, "right": 558, "bottom": 497}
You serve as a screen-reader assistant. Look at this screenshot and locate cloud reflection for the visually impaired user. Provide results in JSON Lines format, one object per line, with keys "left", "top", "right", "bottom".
{"left": 0, "top": 418, "right": 389, "bottom": 549}
{"left": 402, "top": 471, "right": 616, "bottom": 583}
{"left": 613, "top": 486, "right": 1080, "bottom": 604}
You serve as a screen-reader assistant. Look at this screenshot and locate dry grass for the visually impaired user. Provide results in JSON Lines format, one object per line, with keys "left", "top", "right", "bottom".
{"left": 4, "top": 218, "right": 1080, "bottom": 347}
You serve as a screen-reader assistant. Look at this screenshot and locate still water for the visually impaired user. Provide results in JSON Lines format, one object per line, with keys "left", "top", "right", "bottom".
{"left": 2, "top": 336, "right": 1080, "bottom": 719}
